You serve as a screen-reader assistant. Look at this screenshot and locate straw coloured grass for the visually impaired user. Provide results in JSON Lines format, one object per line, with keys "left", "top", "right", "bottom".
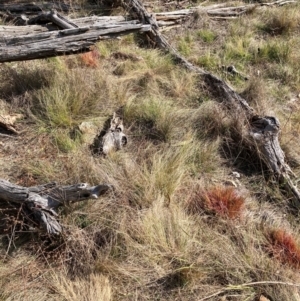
{"left": 1, "top": 0, "right": 300, "bottom": 300}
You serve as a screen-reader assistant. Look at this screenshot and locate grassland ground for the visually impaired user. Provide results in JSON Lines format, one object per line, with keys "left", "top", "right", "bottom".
{"left": 0, "top": 0, "right": 300, "bottom": 300}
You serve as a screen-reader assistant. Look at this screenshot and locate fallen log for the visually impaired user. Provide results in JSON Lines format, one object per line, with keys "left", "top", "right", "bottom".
{"left": 0, "top": 179, "right": 112, "bottom": 235}
{"left": 0, "top": 24, "right": 51, "bottom": 36}
{"left": 0, "top": 22, "right": 151, "bottom": 62}
{"left": 121, "top": 0, "right": 300, "bottom": 205}
{"left": 0, "top": 16, "right": 129, "bottom": 37}
{"left": 0, "top": 9, "right": 152, "bottom": 62}
{"left": 154, "top": 4, "right": 256, "bottom": 21}
{"left": 0, "top": 16, "right": 177, "bottom": 38}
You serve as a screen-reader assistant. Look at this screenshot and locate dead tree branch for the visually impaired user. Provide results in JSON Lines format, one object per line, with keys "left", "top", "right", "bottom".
{"left": 121, "top": 0, "right": 300, "bottom": 205}
{"left": 0, "top": 179, "right": 112, "bottom": 235}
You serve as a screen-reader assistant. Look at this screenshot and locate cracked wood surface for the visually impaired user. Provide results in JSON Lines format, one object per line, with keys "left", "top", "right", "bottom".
{"left": 0, "top": 22, "right": 151, "bottom": 62}
{"left": 0, "top": 179, "right": 112, "bottom": 235}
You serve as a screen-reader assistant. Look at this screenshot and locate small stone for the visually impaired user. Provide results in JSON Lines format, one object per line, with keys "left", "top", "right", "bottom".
{"left": 78, "top": 121, "right": 98, "bottom": 134}
{"left": 77, "top": 121, "right": 98, "bottom": 144}
{"left": 259, "top": 295, "right": 271, "bottom": 301}
{"left": 231, "top": 171, "right": 241, "bottom": 178}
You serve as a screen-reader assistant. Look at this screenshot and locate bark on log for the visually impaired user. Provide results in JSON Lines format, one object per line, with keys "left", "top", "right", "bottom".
{"left": 121, "top": 0, "right": 300, "bottom": 205}
{"left": 0, "top": 179, "right": 112, "bottom": 235}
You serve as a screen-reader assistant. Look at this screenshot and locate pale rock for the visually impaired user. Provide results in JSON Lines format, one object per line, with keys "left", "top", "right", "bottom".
{"left": 259, "top": 295, "right": 271, "bottom": 301}
{"left": 231, "top": 171, "right": 241, "bottom": 178}
{"left": 77, "top": 121, "right": 98, "bottom": 144}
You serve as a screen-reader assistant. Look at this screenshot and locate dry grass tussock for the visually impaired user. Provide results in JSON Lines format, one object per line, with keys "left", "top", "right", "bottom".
{"left": 2, "top": 2, "right": 300, "bottom": 300}
{"left": 266, "top": 228, "right": 300, "bottom": 269}
{"left": 50, "top": 272, "right": 112, "bottom": 301}
{"left": 259, "top": 6, "right": 300, "bottom": 36}
{"left": 186, "top": 185, "right": 245, "bottom": 219}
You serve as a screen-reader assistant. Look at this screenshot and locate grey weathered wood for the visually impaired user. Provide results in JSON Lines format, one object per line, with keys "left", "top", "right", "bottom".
{"left": 0, "top": 16, "right": 129, "bottom": 38}
{"left": 0, "top": 179, "right": 112, "bottom": 235}
{"left": 121, "top": 0, "right": 300, "bottom": 205}
{"left": 149, "top": 4, "right": 257, "bottom": 22}
{"left": 261, "top": 0, "right": 297, "bottom": 6}
{"left": 0, "top": 23, "right": 151, "bottom": 62}
{"left": 27, "top": 10, "right": 78, "bottom": 29}
{"left": 250, "top": 116, "right": 287, "bottom": 175}
{"left": 0, "top": 24, "right": 50, "bottom": 36}
{"left": 249, "top": 115, "right": 300, "bottom": 205}
{"left": 0, "top": 17, "right": 167, "bottom": 38}
{"left": 91, "top": 112, "right": 128, "bottom": 156}
{"left": 0, "top": 179, "right": 28, "bottom": 203}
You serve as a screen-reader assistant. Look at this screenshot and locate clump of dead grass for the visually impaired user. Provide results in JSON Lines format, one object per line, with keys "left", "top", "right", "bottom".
{"left": 51, "top": 272, "right": 112, "bottom": 301}
{"left": 192, "top": 101, "right": 230, "bottom": 140}
{"left": 241, "top": 77, "right": 269, "bottom": 113}
{"left": 186, "top": 185, "right": 245, "bottom": 219}
{"left": 266, "top": 228, "right": 300, "bottom": 269}
{"left": 31, "top": 67, "right": 109, "bottom": 129}
{"left": 79, "top": 48, "right": 100, "bottom": 68}
{"left": 124, "top": 97, "right": 175, "bottom": 143}
{"left": 0, "top": 61, "right": 55, "bottom": 104}
{"left": 256, "top": 40, "right": 292, "bottom": 64}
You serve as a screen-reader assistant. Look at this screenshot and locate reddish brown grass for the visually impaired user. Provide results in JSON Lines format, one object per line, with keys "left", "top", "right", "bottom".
{"left": 79, "top": 48, "right": 100, "bottom": 68}
{"left": 266, "top": 229, "right": 300, "bottom": 269}
{"left": 186, "top": 185, "right": 245, "bottom": 219}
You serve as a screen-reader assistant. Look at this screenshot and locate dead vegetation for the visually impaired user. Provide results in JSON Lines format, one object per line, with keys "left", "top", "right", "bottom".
{"left": 0, "top": 0, "right": 300, "bottom": 300}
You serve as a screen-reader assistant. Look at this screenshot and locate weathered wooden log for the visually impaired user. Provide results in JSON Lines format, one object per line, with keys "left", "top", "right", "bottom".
{"left": 261, "top": 0, "right": 297, "bottom": 6}
{"left": 0, "top": 24, "right": 51, "bottom": 36}
{"left": 73, "top": 15, "right": 127, "bottom": 27}
{"left": 27, "top": 10, "right": 78, "bottom": 29}
{"left": 0, "top": 16, "right": 130, "bottom": 37}
{"left": 0, "top": 16, "right": 176, "bottom": 38}
{"left": 154, "top": 4, "right": 256, "bottom": 20}
{"left": 91, "top": 112, "right": 128, "bottom": 155}
{"left": 121, "top": 0, "right": 300, "bottom": 205}
{"left": 0, "top": 179, "right": 112, "bottom": 235}
{"left": 0, "top": 22, "right": 151, "bottom": 62}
